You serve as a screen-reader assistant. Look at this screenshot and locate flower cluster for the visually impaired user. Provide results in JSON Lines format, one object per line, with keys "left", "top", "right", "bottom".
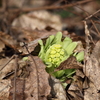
{"left": 47, "top": 44, "right": 66, "bottom": 67}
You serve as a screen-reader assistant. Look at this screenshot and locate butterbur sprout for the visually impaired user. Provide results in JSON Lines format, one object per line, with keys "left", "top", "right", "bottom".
{"left": 38, "top": 32, "right": 84, "bottom": 79}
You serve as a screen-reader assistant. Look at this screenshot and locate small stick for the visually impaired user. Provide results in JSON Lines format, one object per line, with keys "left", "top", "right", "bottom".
{"left": 13, "top": 55, "right": 18, "bottom": 100}
{"left": 91, "top": 20, "right": 100, "bottom": 35}
{"left": 85, "top": 9, "right": 100, "bottom": 20}
{"left": 0, "top": 55, "right": 15, "bottom": 71}
{"left": 23, "top": 42, "right": 39, "bottom": 100}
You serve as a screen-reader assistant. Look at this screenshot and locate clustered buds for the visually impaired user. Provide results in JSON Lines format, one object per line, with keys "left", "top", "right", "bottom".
{"left": 47, "top": 44, "right": 66, "bottom": 67}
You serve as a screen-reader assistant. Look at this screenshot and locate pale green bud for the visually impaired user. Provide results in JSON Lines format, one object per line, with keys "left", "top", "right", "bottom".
{"left": 60, "top": 49, "right": 64, "bottom": 55}
{"left": 57, "top": 49, "right": 61, "bottom": 52}
{"left": 46, "top": 44, "right": 66, "bottom": 67}
{"left": 48, "top": 58, "right": 52, "bottom": 62}
{"left": 50, "top": 55, "right": 55, "bottom": 58}
{"left": 55, "top": 53, "right": 60, "bottom": 57}
{"left": 50, "top": 50, "right": 56, "bottom": 54}
{"left": 60, "top": 56, "right": 64, "bottom": 60}
{"left": 54, "top": 44, "right": 62, "bottom": 49}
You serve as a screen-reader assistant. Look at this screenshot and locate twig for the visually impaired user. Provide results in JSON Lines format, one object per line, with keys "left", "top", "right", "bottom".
{"left": 71, "top": 3, "right": 99, "bottom": 21}
{"left": 83, "top": 21, "right": 95, "bottom": 46}
{"left": 85, "top": 9, "right": 100, "bottom": 20}
{"left": 23, "top": 42, "right": 39, "bottom": 100}
{"left": 83, "top": 21, "right": 90, "bottom": 76}
{"left": 91, "top": 20, "right": 100, "bottom": 35}
{"left": 94, "top": 21, "right": 100, "bottom": 24}
{"left": 13, "top": 55, "right": 18, "bottom": 100}
{"left": 74, "top": 5, "right": 100, "bottom": 39}
{"left": 0, "top": 84, "right": 10, "bottom": 92}
{"left": 7, "top": 0, "right": 93, "bottom": 13}
{"left": 0, "top": 55, "right": 15, "bottom": 71}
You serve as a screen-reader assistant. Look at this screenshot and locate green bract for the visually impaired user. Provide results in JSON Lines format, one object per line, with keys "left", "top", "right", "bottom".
{"left": 38, "top": 32, "right": 84, "bottom": 81}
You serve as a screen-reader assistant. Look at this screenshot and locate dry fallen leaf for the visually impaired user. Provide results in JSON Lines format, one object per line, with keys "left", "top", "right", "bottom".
{"left": 0, "top": 58, "right": 15, "bottom": 79}
{"left": 67, "top": 76, "right": 84, "bottom": 100}
{"left": 84, "top": 82, "right": 99, "bottom": 100}
{"left": 12, "top": 10, "right": 62, "bottom": 31}
{"left": 82, "top": 41, "right": 100, "bottom": 100}
{"left": 19, "top": 29, "right": 58, "bottom": 54}
{"left": 49, "top": 76, "right": 66, "bottom": 100}
{"left": 0, "top": 79, "right": 11, "bottom": 100}
{"left": 58, "top": 56, "right": 83, "bottom": 70}
{"left": 83, "top": 41, "right": 100, "bottom": 91}
{"left": 9, "top": 78, "right": 25, "bottom": 100}
{"left": 24, "top": 56, "right": 51, "bottom": 100}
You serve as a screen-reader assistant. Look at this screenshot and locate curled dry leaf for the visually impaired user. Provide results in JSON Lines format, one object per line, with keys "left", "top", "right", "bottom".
{"left": 24, "top": 56, "right": 51, "bottom": 100}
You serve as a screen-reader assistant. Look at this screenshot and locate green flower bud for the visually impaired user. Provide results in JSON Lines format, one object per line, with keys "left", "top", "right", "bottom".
{"left": 50, "top": 55, "right": 55, "bottom": 58}
{"left": 60, "top": 49, "right": 64, "bottom": 55}
{"left": 48, "top": 58, "right": 52, "bottom": 62}
{"left": 57, "top": 49, "right": 61, "bottom": 52}
{"left": 46, "top": 44, "right": 66, "bottom": 67}
{"left": 55, "top": 53, "right": 60, "bottom": 57}
{"left": 55, "top": 44, "right": 62, "bottom": 49}
{"left": 50, "top": 50, "right": 56, "bottom": 54}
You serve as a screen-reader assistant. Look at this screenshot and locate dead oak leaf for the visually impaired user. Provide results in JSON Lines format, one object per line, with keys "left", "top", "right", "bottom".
{"left": 58, "top": 56, "right": 83, "bottom": 70}
{"left": 0, "top": 79, "right": 11, "bottom": 100}
{"left": 84, "top": 81, "right": 100, "bottom": 100}
{"left": 24, "top": 56, "right": 51, "bottom": 100}
{"left": 9, "top": 78, "right": 25, "bottom": 100}
{"left": 84, "top": 40, "right": 100, "bottom": 89}
{"left": 83, "top": 40, "right": 100, "bottom": 92}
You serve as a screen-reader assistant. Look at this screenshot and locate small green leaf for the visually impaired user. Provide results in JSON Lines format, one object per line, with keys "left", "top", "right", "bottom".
{"left": 44, "top": 48, "right": 51, "bottom": 62}
{"left": 52, "top": 32, "right": 62, "bottom": 44}
{"left": 65, "top": 69, "right": 76, "bottom": 78}
{"left": 45, "top": 35, "right": 55, "bottom": 51}
{"left": 59, "top": 76, "right": 66, "bottom": 82}
{"left": 53, "top": 70, "right": 65, "bottom": 78}
{"left": 22, "top": 57, "right": 28, "bottom": 61}
{"left": 66, "top": 42, "right": 78, "bottom": 55}
{"left": 45, "top": 62, "right": 52, "bottom": 68}
{"left": 61, "top": 55, "right": 70, "bottom": 62}
{"left": 65, "top": 69, "right": 75, "bottom": 75}
{"left": 62, "top": 83, "right": 68, "bottom": 88}
{"left": 76, "top": 51, "right": 84, "bottom": 62}
{"left": 62, "top": 36, "right": 72, "bottom": 50}
{"left": 46, "top": 66, "right": 55, "bottom": 73}
{"left": 38, "top": 40, "right": 45, "bottom": 60}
